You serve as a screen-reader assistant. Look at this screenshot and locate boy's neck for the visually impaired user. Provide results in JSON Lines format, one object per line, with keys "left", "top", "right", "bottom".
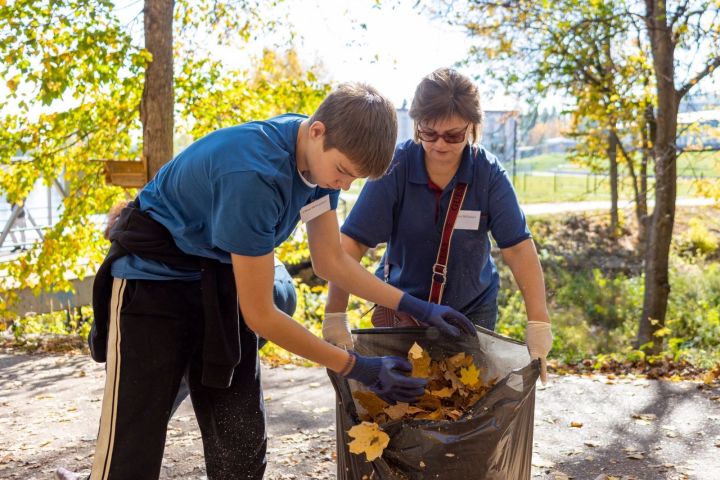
{"left": 295, "top": 120, "right": 313, "bottom": 182}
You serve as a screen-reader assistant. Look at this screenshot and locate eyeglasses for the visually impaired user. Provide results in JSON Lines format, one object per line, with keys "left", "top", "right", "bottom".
{"left": 417, "top": 123, "right": 470, "bottom": 144}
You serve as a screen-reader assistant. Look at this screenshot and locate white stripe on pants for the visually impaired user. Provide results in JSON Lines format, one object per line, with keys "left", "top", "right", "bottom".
{"left": 91, "top": 278, "right": 126, "bottom": 480}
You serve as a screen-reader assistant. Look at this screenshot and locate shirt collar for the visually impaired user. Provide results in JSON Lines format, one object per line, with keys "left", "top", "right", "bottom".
{"left": 408, "top": 143, "right": 476, "bottom": 187}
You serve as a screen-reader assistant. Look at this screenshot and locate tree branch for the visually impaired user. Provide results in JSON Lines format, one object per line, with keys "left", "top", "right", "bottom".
{"left": 668, "top": 0, "right": 691, "bottom": 29}
{"left": 677, "top": 56, "right": 720, "bottom": 98}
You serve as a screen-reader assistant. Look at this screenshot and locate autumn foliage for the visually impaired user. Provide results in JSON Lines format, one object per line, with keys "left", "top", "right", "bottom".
{"left": 347, "top": 343, "right": 497, "bottom": 461}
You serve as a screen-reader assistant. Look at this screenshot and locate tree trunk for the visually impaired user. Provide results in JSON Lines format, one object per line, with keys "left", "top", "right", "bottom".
{"left": 141, "top": 0, "right": 175, "bottom": 181}
{"left": 637, "top": 0, "right": 679, "bottom": 352}
{"left": 637, "top": 104, "right": 654, "bottom": 248}
{"left": 611, "top": 128, "right": 646, "bottom": 247}
{"left": 608, "top": 129, "right": 619, "bottom": 236}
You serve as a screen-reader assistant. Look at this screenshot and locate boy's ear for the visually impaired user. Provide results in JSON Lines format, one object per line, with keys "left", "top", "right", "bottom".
{"left": 308, "top": 121, "right": 326, "bottom": 139}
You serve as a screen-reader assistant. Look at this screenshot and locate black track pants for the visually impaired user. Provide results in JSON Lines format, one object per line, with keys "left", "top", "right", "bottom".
{"left": 90, "top": 278, "right": 265, "bottom": 480}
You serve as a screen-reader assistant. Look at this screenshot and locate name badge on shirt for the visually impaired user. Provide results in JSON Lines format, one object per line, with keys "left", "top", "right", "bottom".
{"left": 454, "top": 210, "right": 481, "bottom": 230}
{"left": 300, "top": 195, "right": 331, "bottom": 223}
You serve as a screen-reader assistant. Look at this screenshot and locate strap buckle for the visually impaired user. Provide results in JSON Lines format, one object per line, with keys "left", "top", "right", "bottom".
{"left": 432, "top": 263, "right": 447, "bottom": 284}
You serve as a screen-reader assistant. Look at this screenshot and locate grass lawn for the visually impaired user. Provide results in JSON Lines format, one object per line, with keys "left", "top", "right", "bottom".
{"left": 339, "top": 150, "right": 718, "bottom": 209}
{"left": 514, "top": 150, "right": 720, "bottom": 177}
{"left": 513, "top": 173, "right": 702, "bottom": 203}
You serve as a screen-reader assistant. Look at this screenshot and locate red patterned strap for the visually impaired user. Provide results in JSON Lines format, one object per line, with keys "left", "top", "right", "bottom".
{"left": 428, "top": 182, "right": 468, "bottom": 304}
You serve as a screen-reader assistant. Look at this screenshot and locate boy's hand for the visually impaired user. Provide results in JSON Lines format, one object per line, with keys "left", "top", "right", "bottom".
{"left": 344, "top": 352, "right": 427, "bottom": 403}
{"left": 526, "top": 320, "right": 553, "bottom": 384}
{"left": 323, "top": 312, "right": 354, "bottom": 350}
{"left": 397, "top": 293, "right": 475, "bottom": 337}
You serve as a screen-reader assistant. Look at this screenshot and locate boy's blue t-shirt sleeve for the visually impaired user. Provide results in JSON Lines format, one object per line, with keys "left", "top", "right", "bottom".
{"left": 486, "top": 156, "right": 531, "bottom": 248}
{"left": 212, "top": 171, "right": 281, "bottom": 256}
{"left": 315, "top": 187, "right": 341, "bottom": 210}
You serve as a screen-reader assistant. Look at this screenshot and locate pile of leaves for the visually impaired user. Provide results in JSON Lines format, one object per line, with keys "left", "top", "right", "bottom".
{"left": 549, "top": 356, "right": 719, "bottom": 383}
{"left": 347, "top": 343, "right": 496, "bottom": 461}
{"left": 353, "top": 343, "right": 496, "bottom": 423}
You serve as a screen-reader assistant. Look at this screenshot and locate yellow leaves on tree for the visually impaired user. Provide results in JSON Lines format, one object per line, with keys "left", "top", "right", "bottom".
{"left": 347, "top": 421, "right": 390, "bottom": 462}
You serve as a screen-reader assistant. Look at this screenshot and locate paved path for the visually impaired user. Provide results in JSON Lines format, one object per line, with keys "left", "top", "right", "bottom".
{"left": 520, "top": 197, "right": 716, "bottom": 216}
{"left": 1, "top": 353, "right": 719, "bottom": 479}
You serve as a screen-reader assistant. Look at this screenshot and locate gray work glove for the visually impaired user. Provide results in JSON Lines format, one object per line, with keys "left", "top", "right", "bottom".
{"left": 526, "top": 320, "right": 553, "bottom": 384}
{"left": 323, "top": 312, "right": 354, "bottom": 350}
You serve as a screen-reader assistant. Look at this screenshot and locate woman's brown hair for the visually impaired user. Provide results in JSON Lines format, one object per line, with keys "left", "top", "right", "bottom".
{"left": 409, "top": 68, "right": 483, "bottom": 143}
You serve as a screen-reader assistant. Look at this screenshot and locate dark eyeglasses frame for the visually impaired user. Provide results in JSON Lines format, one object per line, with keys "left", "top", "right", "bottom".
{"left": 416, "top": 123, "right": 470, "bottom": 144}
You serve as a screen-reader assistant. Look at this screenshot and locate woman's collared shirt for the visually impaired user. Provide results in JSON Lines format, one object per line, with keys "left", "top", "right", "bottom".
{"left": 341, "top": 140, "right": 530, "bottom": 315}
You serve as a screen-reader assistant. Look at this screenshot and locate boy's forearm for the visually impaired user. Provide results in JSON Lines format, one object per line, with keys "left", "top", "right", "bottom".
{"left": 307, "top": 211, "right": 402, "bottom": 310}
{"left": 501, "top": 239, "right": 550, "bottom": 323}
{"left": 248, "top": 305, "right": 350, "bottom": 372}
{"left": 324, "top": 250, "right": 403, "bottom": 310}
{"left": 232, "top": 252, "right": 350, "bottom": 372}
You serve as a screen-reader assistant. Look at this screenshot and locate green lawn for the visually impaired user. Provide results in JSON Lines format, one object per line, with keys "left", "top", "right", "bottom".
{"left": 512, "top": 172, "right": 702, "bottom": 203}
{"left": 677, "top": 150, "right": 720, "bottom": 178}
{"left": 339, "top": 150, "right": 717, "bottom": 210}
{"left": 514, "top": 151, "right": 720, "bottom": 177}
{"left": 514, "top": 153, "right": 582, "bottom": 173}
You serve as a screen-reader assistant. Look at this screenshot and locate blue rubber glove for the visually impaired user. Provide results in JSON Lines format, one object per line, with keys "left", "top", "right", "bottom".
{"left": 345, "top": 352, "right": 427, "bottom": 403}
{"left": 397, "top": 293, "right": 476, "bottom": 337}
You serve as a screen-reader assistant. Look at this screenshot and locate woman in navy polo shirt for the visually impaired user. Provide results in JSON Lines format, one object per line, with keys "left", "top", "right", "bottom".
{"left": 324, "top": 68, "right": 553, "bottom": 383}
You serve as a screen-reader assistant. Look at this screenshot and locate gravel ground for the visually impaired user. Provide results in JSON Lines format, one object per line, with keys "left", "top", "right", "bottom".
{"left": 1, "top": 352, "right": 719, "bottom": 480}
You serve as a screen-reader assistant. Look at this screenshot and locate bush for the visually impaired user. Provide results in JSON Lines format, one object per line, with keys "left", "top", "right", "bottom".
{"left": 6, "top": 306, "right": 93, "bottom": 351}
{"left": 495, "top": 228, "right": 720, "bottom": 368}
{"left": 678, "top": 218, "right": 719, "bottom": 256}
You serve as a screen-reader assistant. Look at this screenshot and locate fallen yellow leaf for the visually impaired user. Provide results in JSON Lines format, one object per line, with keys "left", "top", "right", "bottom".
{"left": 415, "top": 408, "right": 444, "bottom": 420}
{"left": 430, "top": 387, "right": 454, "bottom": 398}
{"left": 408, "top": 342, "right": 432, "bottom": 378}
{"left": 459, "top": 364, "right": 481, "bottom": 387}
{"left": 446, "top": 352, "right": 466, "bottom": 369}
{"left": 408, "top": 342, "right": 424, "bottom": 359}
{"left": 353, "top": 391, "right": 389, "bottom": 418}
{"left": 348, "top": 421, "right": 390, "bottom": 462}
{"left": 384, "top": 402, "right": 409, "bottom": 421}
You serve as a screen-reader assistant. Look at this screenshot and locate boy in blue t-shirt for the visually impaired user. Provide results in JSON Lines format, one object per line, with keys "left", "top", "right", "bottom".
{"left": 66, "top": 83, "right": 475, "bottom": 480}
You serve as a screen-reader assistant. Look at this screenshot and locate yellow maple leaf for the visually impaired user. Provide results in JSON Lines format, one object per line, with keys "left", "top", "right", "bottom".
{"left": 430, "top": 387, "right": 454, "bottom": 398}
{"left": 384, "top": 402, "right": 409, "bottom": 421}
{"left": 415, "top": 408, "right": 444, "bottom": 420}
{"left": 446, "top": 352, "right": 466, "bottom": 369}
{"left": 353, "top": 391, "right": 389, "bottom": 418}
{"left": 416, "top": 391, "right": 442, "bottom": 411}
{"left": 348, "top": 421, "right": 390, "bottom": 462}
{"left": 408, "top": 342, "right": 424, "bottom": 359}
{"left": 459, "top": 364, "right": 481, "bottom": 387}
{"left": 408, "top": 342, "right": 432, "bottom": 378}
{"left": 443, "top": 408, "right": 463, "bottom": 421}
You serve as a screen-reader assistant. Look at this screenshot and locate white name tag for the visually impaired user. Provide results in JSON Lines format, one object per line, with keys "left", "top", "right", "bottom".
{"left": 300, "top": 195, "right": 331, "bottom": 223}
{"left": 454, "top": 210, "right": 481, "bottom": 230}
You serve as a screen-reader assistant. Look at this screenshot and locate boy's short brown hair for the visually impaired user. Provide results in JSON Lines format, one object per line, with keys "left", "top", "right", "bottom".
{"left": 310, "top": 83, "right": 397, "bottom": 179}
{"left": 409, "top": 68, "right": 483, "bottom": 143}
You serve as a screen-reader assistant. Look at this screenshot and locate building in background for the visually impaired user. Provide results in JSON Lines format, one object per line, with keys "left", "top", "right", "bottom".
{"left": 396, "top": 106, "right": 519, "bottom": 165}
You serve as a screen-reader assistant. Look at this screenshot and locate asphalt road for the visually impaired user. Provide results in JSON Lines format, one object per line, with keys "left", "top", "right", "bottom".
{"left": 1, "top": 352, "right": 719, "bottom": 480}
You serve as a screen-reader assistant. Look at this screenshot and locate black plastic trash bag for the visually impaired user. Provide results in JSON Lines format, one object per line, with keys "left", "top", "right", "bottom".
{"left": 328, "top": 326, "right": 539, "bottom": 480}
